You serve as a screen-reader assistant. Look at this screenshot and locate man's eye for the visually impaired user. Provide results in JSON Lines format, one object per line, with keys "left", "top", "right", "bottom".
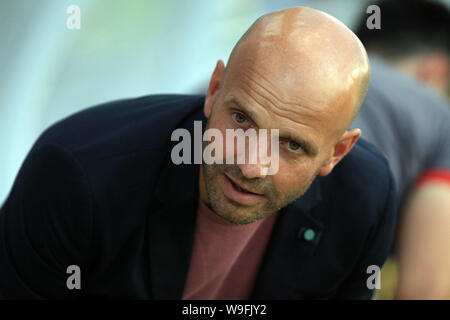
{"left": 233, "top": 112, "right": 248, "bottom": 124}
{"left": 286, "top": 141, "right": 303, "bottom": 153}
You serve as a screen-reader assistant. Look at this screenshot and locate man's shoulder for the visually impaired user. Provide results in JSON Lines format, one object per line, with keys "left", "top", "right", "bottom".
{"left": 344, "top": 137, "right": 391, "bottom": 179}
{"left": 322, "top": 138, "right": 395, "bottom": 216}
{"left": 28, "top": 94, "right": 205, "bottom": 210}
{"left": 359, "top": 56, "right": 450, "bottom": 139}
{"left": 341, "top": 137, "right": 393, "bottom": 191}
{"left": 34, "top": 94, "right": 205, "bottom": 156}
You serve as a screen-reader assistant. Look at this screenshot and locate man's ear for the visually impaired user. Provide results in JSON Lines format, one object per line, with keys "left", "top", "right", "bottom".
{"left": 318, "top": 128, "right": 361, "bottom": 176}
{"left": 204, "top": 59, "right": 225, "bottom": 119}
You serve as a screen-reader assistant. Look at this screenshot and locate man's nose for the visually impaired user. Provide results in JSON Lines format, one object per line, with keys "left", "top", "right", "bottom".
{"left": 236, "top": 143, "right": 271, "bottom": 179}
{"left": 237, "top": 162, "right": 268, "bottom": 179}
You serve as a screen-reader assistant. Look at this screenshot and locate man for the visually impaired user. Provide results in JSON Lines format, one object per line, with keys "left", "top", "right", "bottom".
{"left": 0, "top": 7, "right": 396, "bottom": 299}
{"left": 354, "top": 0, "right": 450, "bottom": 299}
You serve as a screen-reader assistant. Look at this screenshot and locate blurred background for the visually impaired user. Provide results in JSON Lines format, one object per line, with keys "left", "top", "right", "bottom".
{"left": 0, "top": 0, "right": 387, "bottom": 205}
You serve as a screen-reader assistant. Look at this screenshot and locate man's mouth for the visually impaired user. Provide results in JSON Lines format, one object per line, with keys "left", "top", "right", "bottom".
{"left": 229, "top": 179, "right": 258, "bottom": 195}
{"left": 221, "top": 173, "right": 265, "bottom": 206}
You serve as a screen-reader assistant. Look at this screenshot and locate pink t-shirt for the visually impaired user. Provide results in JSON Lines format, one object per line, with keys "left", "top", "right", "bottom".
{"left": 182, "top": 200, "right": 279, "bottom": 300}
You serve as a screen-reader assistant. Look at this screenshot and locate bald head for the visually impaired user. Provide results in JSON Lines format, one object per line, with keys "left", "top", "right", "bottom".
{"left": 200, "top": 7, "right": 371, "bottom": 224}
{"left": 224, "top": 7, "right": 370, "bottom": 133}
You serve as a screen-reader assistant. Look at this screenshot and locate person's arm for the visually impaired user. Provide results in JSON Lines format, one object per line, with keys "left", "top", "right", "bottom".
{"left": 395, "top": 173, "right": 450, "bottom": 300}
{"left": 0, "top": 144, "right": 93, "bottom": 299}
{"left": 335, "top": 162, "right": 398, "bottom": 299}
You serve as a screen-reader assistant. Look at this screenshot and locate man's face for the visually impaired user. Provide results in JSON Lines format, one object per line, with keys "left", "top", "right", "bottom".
{"left": 200, "top": 60, "right": 341, "bottom": 225}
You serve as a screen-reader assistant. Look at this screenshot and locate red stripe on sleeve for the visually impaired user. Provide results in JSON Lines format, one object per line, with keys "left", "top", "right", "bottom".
{"left": 415, "top": 168, "right": 450, "bottom": 187}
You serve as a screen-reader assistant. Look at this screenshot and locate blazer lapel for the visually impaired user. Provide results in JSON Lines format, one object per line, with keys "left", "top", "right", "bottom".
{"left": 147, "top": 108, "right": 205, "bottom": 299}
{"left": 148, "top": 158, "right": 200, "bottom": 299}
{"left": 251, "top": 178, "right": 324, "bottom": 299}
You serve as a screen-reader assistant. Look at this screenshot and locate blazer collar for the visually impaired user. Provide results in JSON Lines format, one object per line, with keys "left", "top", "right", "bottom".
{"left": 251, "top": 177, "right": 325, "bottom": 299}
{"left": 148, "top": 109, "right": 203, "bottom": 299}
{"left": 154, "top": 107, "right": 205, "bottom": 205}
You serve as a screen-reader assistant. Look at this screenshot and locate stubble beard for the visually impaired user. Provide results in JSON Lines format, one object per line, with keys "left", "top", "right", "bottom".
{"left": 201, "top": 142, "right": 319, "bottom": 225}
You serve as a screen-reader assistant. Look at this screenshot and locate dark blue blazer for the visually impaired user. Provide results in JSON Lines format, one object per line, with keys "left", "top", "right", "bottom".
{"left": 0, "top": 95, "right": 397, "bottom": 299}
